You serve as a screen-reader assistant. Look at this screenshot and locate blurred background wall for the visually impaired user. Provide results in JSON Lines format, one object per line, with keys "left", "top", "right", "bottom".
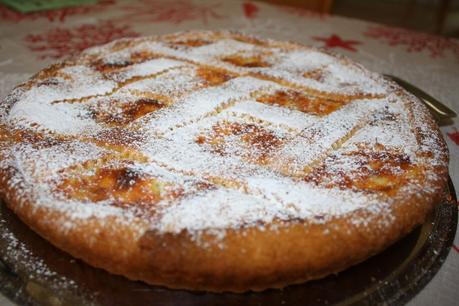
{"left": 257, "top": 0, "right": 459, "bottom": 37}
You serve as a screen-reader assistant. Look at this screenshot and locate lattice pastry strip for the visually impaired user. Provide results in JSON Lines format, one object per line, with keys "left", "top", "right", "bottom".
{"left": 99, "top": 58, "right": 186, "bottom": 83}
{"left": 225, "top": 99, "right": 317, "bottom": 133}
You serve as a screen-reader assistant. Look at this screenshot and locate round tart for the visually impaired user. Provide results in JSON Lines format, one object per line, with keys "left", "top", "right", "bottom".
{"left": 0, "top": 31, "right": 449, "bottom": 292}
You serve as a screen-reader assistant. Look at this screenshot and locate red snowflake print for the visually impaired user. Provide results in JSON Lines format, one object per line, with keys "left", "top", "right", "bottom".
{"left": 447, "top": 128, "right": 459, "bottom": 145}
{"left": 0, "top": 0, "right": 115, "bottom": 23}
{"left": 364, "top": 25, "right": 459, "bottom": 59}
{"left": 25, "top": 21, "right": 139, "bottom": 59}
{"left": 274, "top": 4, "right": 328, "bottom": 19}
{"left": 119, "top": 0, "right": 224, "bottom": 25}
{"left": 243, "top": 2, "right": 259, "bottom": 19}
{"left": 313, "top": 34, "right": 361, "bottom": 52}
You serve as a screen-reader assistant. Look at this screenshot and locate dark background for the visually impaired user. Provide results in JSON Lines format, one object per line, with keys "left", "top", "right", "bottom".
{"left": 259, "top": 0, "right": 459, "bottom": 37}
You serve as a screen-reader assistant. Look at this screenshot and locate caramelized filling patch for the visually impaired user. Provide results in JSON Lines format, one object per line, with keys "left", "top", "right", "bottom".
{"left": 304, "top": 149, "right": 418, "bottom": 195}
{"left": 130, "top": 51, "right": 159, "bottom": 64}
{"left": 196, "top": 121, "right": 283, "bottom": 164}
{"left": 58, "top": 167, "right": 178, "bottom": 206}
{"left": 303, "top": 68, "right": 325, "bottom": 82}
{"left": 257, "top": 90, "right": 346, "bottom": 116}
{"left": 222, "top": 53, "right": 271, "bottom": 68}
{"left": 232, "top": 35, "right": 269, "bottom": 47}
{"left": 171, "top": 39, "right": 213, "bottom": 47}
{"left": 7, "top": 129, "right": 66, "bottom": 149}
{"left": 91, "top": 97, "right": 167, "bottom": 126}
{"left": 93, "top": 59, "right": 133, "bottom": 73}
{"left": 93, "top": 51, "right": 158, "bottom": 74}
{"left": 89, "top": 129, "right": 148, "bottom": 162}
{"left": 196, "top": 67, "right": 236, "bottom": 86}
{"left": 122, "top": 98, "right": 165, "bottom": 121}
{"left": 33, "top": 62, "right": 68, "bottom": 81}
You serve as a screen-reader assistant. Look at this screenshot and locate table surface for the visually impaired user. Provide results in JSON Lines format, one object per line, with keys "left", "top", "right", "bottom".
{"left": 0, "top": 1, "right": 458, "bottom": 305}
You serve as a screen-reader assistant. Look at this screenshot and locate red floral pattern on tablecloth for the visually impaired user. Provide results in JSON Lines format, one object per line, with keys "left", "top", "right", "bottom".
{"left": 243, "top": 2, "right": 258, "bottom": 19}
{"left": 447, "top": 128, "right": 459, "bottom": 145}
{"left": 118, "top": 0, "right": 224, "bottom": 25}
{"left": 24, "top": 20, "right": 139, "bottom": 59}
{"left": 364, "top": 25, "right": 459, "bottom": 59}
{"left": 0, "top": 0, "right": 115, "bottom": 23}
{"left": 313, "top": 34, "right": 361, "bottom": 52}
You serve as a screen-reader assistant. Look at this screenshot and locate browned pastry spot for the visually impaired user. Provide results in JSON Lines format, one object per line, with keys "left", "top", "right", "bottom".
{"left": 58, "top": 167, "right": 165, "bottom": 206}
{"left": 109, "top": 38, "right": 137, "bottom": 52}
{"left": 231, "top": 35, "right": 270, "bottom": 47}
{"left": 303, "top": 68, "right": 325, "bottom": 82}
{"left": 93, "top": 60, "right": 134, "bottom": 73}
{"left": 29, "top": 67, "right": 74, "bottom": 90}
{"left": 91, "top": 97, "right": 167, "bottom": 126}
{"left": 0, "top": 125, "right": 10, "bottom": 143}
{"left": 130, "top": 51, "right": 159, "bottom": 63}
{"left": 304, "top": 149, "right": 419, "bottom": 195}
{"left": 86, "top": 129, "right": 148, "bottom": 163}
{"left": 1, "top": 128, "right": 68, "bottom": 149}
{"left": 172, "top": 39, "right": 213, "bottom": 47}
{"left": 196, "top": 121, "right": 283, "bottom": 164}
{"left": 122, "top": 98, "right": 165, "bottom": 121}
{"left": 222, "top": 53, "right": 271, "bottom": 68}
{"left": 32, "top": 62, "right": 69, "bottom": 81}
{"left": 196, "top": 67, "right": 236, "bottom": 86}
{"left": 93, "top": 51, "right": 159, "bottom": 73}
{"left": 257, "top": 90, "right": 345, "bottom": 116}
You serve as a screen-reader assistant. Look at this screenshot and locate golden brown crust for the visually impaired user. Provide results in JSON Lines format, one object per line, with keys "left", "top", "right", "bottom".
{"left": 0, "top": 169, "right": 447, "bottom": 292}
{"left": 0, "top": 142, "right": 448, "bottom": 293}
{"left": 0, "top": 30, "right": 449, "bottom": 292}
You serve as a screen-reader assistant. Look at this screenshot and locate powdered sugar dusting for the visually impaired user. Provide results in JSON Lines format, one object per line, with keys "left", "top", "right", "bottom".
{"left": 0, "top": 31, "right": 448, "bottom": 246}
{"left": 227, "top": 99, "right": 318, "bottom": 131}
{"left": 109, "top": 58, "right": 185, "bottom": 83}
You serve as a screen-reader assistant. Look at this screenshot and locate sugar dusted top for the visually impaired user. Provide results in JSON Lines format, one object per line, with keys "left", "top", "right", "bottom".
{"left": 0, "top": 31, "right": 447, "bottom": 241}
